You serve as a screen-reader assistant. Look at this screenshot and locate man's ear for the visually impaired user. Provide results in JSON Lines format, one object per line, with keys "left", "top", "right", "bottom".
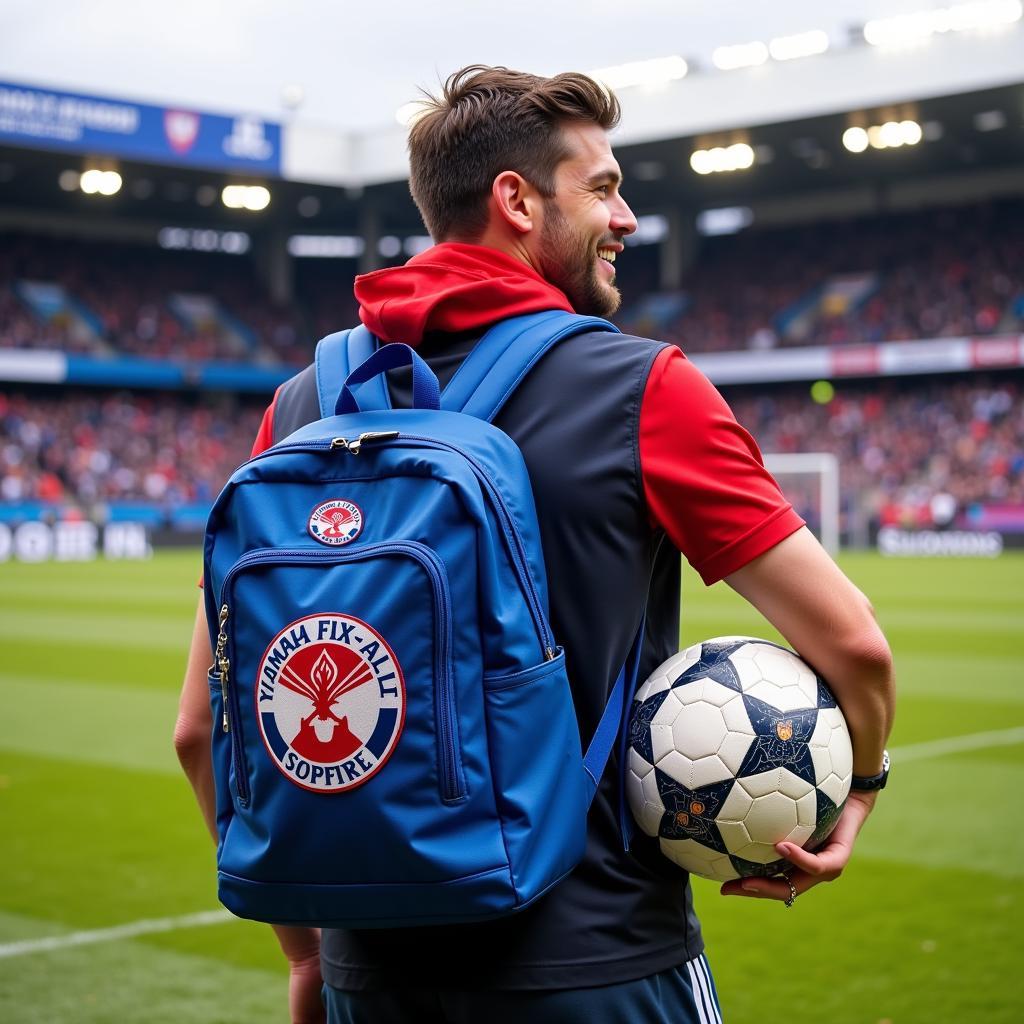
{"left": 491, "top": 171, "right": 542, "bottom": 235}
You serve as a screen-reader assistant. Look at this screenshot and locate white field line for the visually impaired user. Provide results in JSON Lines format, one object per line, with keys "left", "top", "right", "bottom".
{"left": 1, "top": 729, "right": 1021, "bottom": 961}
{"left": 891, "top": 726, "right": 1024, "bottom": 763}
{"left": 0, "top": 909, "right": 233, "bottom": 960}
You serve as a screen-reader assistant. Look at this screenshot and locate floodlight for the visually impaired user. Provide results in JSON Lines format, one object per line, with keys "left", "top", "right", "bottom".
{"left": 222, "top": 185, "right": 245, "bottom": 209}
{"left": 689, "top": 144, "right": 756, "bottom": 174}
{"left": 769, "top": 30, "right": 830, "bottom": 61}
{"left": 864, "top": 0, "right": 1021, "bottom": 46}
{"left": 879, "top": 121, "right": 905, "bottom": 147}
{"left": 589, "top": 56, "right": 688, "bottom": 90}
{"left": 243, "top": 186, "right": 271, "bottom": 211}
{"left": 727, "top": 143, "right": 755, "bottom": 169}
{"left": 79, "top": 169, "right": 121, "bottom": 196}
{"left": 99, "top": 172, "right": 122, "bottom": 196}
{"left": 222, "top": 185, "right": 271, "bottom": 211}
{"left": 900, "top": 119, "right": 923, "bottom": 144}
{"left": 712, "top": 41, "right": 769, "bottom": 70}
{"left": 842, "top": 127, "right": 870, "bottom": 152}
{"left": 690, "top": 150, "right": 714, "bottom": 175}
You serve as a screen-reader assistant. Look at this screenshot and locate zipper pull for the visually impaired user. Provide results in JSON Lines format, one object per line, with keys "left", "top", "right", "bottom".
{"left": 545, "top": 647, "right": 557, "bottom": 662}
{"left": 333, "top": 431, "right": 399, "bottom": 455}
{"left": 215, "top": 604, "right": 230, "bottom": 733}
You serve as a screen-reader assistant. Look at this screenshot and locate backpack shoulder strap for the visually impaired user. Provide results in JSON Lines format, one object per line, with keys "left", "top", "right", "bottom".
{"left": 314, "top": 325, "right": 391, "bottom": 417}
{"left": 441, "top": 307, "right": 634, "bottom": 823}
{"left": 440, "top": 310, "right": 619, "bottom": 422}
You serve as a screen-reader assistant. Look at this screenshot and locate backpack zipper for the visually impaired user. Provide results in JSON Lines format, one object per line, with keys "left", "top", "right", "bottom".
{"left": 218, "top": 541, "right": 465, "bottom": 806}
{"left": 249, "top": 433, "right": 557, "bottom": 661}
{"left": 329, "top": 431, "right": 399, "bottom": 454}
{"left": 214, "top": 604, "right": 231, "bottom": 733}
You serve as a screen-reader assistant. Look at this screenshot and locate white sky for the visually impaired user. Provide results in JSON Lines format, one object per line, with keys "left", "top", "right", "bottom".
{"left": 0, "top": 0, "right": 935, "bottom": 132}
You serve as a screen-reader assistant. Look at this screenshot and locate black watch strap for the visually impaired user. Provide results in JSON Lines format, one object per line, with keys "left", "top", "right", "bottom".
{"left": 850, "top": 749, "right": 890, "bottom": 791}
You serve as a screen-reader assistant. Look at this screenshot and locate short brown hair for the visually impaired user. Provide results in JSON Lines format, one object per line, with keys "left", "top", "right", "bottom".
{"left": 408, "top": 65, "right": 620, "bottom": 241}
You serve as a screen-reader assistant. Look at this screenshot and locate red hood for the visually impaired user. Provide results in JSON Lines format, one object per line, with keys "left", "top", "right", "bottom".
{"left": 354, "top": 242, "right": 573, "bottom": 344}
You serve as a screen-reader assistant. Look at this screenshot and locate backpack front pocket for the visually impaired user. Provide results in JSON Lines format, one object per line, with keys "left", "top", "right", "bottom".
{"left": 216, "top": 543, "right": 466, "bottom": 817}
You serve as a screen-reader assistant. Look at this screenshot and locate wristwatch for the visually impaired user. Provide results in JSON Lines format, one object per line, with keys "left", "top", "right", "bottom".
{"left": 850, "top": 749, "right": 890, "bottom": 791}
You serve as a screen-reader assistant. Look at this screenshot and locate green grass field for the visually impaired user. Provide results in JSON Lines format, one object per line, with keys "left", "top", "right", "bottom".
{"left": 1, "top": 549, "right": 1022, "bottom": 1023}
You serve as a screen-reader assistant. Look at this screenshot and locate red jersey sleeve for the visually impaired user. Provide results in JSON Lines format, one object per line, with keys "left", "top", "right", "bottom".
{"left": 639, "top": 346, "right": 804, "bottom": 585}
{"left": 250, "top": 397, "right": 276, "bottom": 457}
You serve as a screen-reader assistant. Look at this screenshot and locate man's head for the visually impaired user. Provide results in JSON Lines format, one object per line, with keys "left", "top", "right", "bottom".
{"left": 408, "top": 65, "right": 637, "bottom": 316}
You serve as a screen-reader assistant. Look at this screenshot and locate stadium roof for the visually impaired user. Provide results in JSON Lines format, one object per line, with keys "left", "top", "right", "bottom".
{"left": 3, "top": 0, "right": 1023, "bottom": 186}
{"left": 1, "top": 1, "right": 936, "bottom": 132}
{"left": 1, "top": 1, "right": 1021, "bottom": 237}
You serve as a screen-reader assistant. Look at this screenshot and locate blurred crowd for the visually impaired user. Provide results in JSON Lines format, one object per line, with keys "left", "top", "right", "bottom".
{"left": 0, "top": 390, "right": 263, "bottom": 509}
{"left": 3, "top": 377, "right": 1020, "bottom": 536}
{"left": 727, "top": 376, "right": 1024, "bottom": 533}
{"left": 2, "top": 200, "right": 1022, "bottom": 364}
{"left": 622, "top": 199, "right": 1024, "bottom": 352}
{"left": 0, "top": 235, "right": 313, "bottom": 365}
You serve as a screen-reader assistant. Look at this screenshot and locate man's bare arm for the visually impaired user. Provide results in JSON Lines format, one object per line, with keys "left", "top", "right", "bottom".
{"left": 174, "top": 597, "right": 218, "bottom": 838}
{"left": 174, "top": 595, "right": 325, "bottom": 1023}
{"left": 719, "top": 526, "right": 895, "bottom": 901}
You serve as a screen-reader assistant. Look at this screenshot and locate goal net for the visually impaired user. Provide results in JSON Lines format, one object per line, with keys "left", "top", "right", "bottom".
{"left": 764, "top": 453, "right": 840, "bottom": 555}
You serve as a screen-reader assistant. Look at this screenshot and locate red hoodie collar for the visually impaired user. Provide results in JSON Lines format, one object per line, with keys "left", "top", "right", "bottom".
{"left": 354, "top": 242, "right": 574, "bottom": 345}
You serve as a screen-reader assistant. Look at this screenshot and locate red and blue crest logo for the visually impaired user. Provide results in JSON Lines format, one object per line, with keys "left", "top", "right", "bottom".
{"left": 164, "top": 110, "right": 200, "bottom": 154}
{"left": 308, "top": 499, "right": 363, "bottom": 546}
{"left": 256, "top": 613, "right": 405, "bottom": 793}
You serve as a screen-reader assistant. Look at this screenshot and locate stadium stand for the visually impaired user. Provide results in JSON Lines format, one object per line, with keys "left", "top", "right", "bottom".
{"left": 0, "top": 233, "right": 312, "bottom": 364}
{"left": 618, "top": 198, "right": 1024, "bottom": 352}
{"left": 0, "top": 389, "right": 263, "bottom": 526}
{"left": 3, "top": 375, "right": 1020, "bottom": 541}
{"left": 3, "top": 199, "right": 1022, "bottom": 366}
{"left": 726, "top": 375, "right": 1024, "bottom": 537}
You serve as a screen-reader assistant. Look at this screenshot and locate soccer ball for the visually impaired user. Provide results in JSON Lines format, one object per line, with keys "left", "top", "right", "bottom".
{"left": 626, "top": 636, "right": 853, "bottom": 882}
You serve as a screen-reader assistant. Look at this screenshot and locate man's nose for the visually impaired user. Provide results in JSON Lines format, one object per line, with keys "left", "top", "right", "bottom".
{"left": 611, "top": 196, "right": 638, "bottom": 237}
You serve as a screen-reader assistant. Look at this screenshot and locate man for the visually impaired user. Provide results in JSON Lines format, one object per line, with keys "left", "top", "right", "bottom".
{"left": 175, "top": 65, "right": 894, "bottom": 1024}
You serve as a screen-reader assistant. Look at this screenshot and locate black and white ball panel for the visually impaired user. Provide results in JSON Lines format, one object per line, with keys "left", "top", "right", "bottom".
{"left": 626, "top": 637, "right": 854, "bottom": 882}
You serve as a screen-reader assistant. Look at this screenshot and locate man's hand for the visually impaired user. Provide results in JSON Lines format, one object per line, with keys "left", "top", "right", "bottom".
{"left": 720, "top": 791, "right": 877, "bottom": 902}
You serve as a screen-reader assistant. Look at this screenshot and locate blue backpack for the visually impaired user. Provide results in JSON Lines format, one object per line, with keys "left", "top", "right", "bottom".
{"left": 203, "top": 310, "right": 642, "bottom": 928}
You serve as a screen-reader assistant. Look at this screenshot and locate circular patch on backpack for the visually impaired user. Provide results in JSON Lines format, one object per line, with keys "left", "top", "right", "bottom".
{"left": 256, "top": 613, "right": 405, "bottom": 793}
{"left": 308, "top": 499, "right": 363, "bottom": 546}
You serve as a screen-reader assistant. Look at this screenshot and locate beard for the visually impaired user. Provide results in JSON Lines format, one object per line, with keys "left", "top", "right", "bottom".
{"left": 538, "top": 201, "right": 622, "bottom": 318}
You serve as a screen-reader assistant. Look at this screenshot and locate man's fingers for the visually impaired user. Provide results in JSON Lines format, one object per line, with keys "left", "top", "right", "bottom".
{"left": 777, "top": 842, "right": 826, "bottom": 874}
{"left": 720, "top": 874, "right": 806, "bottom": 900}
{"left": 777, "top": 840, "right": 848, "bottom": 878}
{"left": 718, "top": 792, "right": 874, "bottom": 901}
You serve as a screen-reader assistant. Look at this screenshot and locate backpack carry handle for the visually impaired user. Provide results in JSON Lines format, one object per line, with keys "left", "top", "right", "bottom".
{"left": 337, "top": 343, "right": 441, "bottom": 415}
{"left": 316, "top": 327, "right": 390, "bottom": 417}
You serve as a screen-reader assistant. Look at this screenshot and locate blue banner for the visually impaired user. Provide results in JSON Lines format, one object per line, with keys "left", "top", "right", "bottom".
{"left": 62, "top": 354, "right": 293, "bottom": 392}
{"left": 0, "top": 81, "right": 281, "bottom": 175}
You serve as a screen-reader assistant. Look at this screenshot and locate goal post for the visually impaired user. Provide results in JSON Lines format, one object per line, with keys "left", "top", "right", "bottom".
{"left": 764, "top": 453, "right": 840, "bottom": 556}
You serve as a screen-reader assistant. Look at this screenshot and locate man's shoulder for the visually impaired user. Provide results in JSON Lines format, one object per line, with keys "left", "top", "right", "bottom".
{"left": 543, "top": 327, "right": 675, "bottom": 380}
{"left": 574, "top": 327, "right": 673, "bottom": 353}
